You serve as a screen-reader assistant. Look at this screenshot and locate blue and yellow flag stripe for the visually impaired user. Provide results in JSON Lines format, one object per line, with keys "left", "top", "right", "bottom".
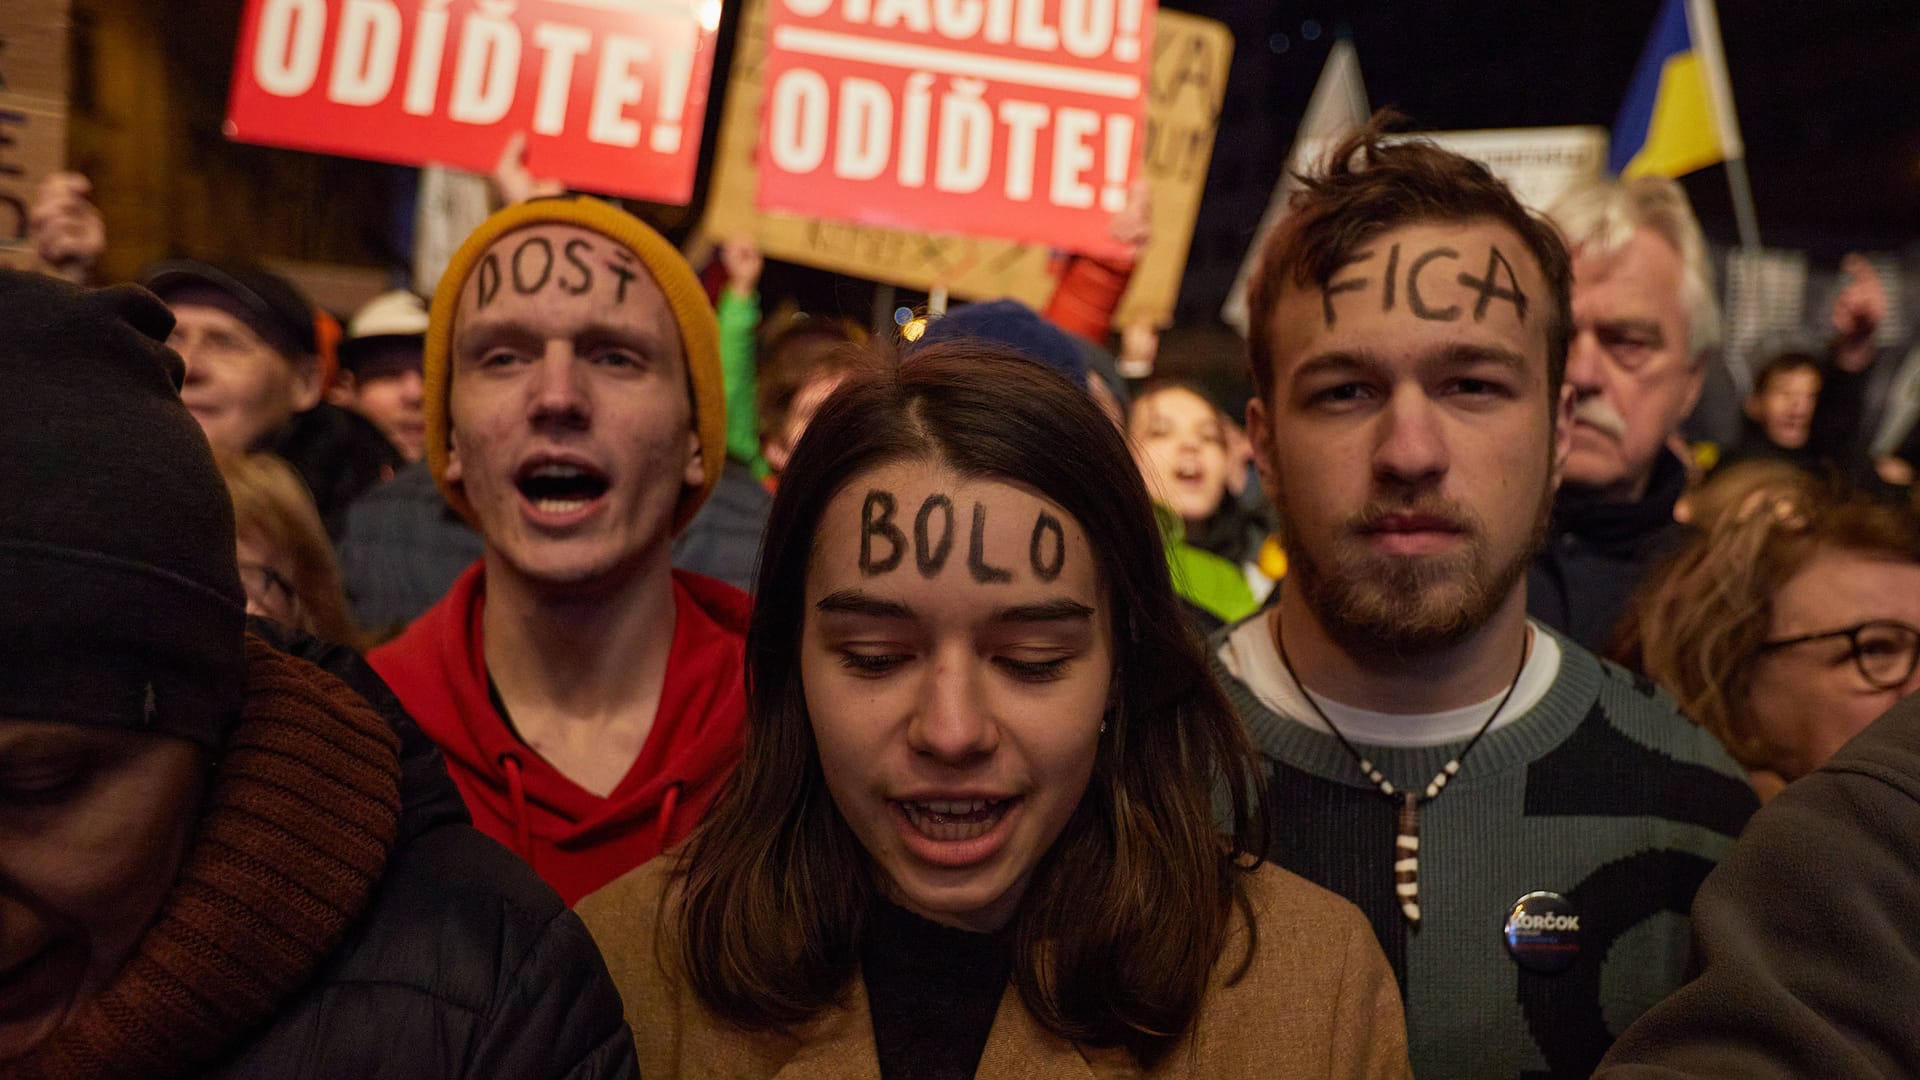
{"left": 1610, "top": 0, "right": 1742, "bottom": 179}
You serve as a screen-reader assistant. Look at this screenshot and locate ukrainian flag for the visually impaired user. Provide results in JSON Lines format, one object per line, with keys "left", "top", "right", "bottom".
{"left": 1610, "top": 0, "right": 1745, "bottom": 179}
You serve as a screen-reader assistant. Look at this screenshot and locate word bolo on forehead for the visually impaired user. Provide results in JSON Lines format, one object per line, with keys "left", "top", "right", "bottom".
{"left": 1321, "top": 243, "right": 1530, "bottom": 329}
{"left": 859, "top": 489, "right": 1067, "bottom": 585}
{"left": 473, "top": 233, "right": 647, "bottom": 310}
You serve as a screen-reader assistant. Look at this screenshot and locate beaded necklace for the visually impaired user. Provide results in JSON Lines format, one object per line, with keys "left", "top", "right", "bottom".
{"left": 1275, "top": 626, "right": 1530, "bottom": 927}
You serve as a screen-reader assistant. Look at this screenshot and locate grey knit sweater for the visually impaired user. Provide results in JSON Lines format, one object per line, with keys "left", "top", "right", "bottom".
{"left": 1214, "top": 623, "right": 1758, "bottom": 1079}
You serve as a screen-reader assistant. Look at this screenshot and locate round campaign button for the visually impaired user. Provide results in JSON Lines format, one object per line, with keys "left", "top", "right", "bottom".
{"left": 1504, "top": 891, "right": 1580, "bottom": 974}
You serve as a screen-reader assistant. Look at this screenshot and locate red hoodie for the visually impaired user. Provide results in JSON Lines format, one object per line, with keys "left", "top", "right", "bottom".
{"left": 369, "top": 561, "right": 749, "bottom": 905}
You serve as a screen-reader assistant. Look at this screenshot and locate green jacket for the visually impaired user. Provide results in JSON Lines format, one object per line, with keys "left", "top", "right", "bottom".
{"left": 717, "top": 288, "right": 765, "bottom": 473}
{"left": 1158, "top": 505, "right": 1257, "bottom": 624}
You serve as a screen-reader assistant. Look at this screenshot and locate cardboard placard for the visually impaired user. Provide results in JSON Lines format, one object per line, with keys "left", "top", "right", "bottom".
{"left": 224, "top": 0, "right": 722, "bottom": 205}
{"left": 0, "top": 0, "right": 71, "bottom": 272}
{"left": 703, "top": 0, "right": 1229, "bottom": 329}
{"left": 757, "top": 0, "right": 1153, "bottom": 257}
{"left": 1412, "top": 126, "right": 1609, "bottom": 216}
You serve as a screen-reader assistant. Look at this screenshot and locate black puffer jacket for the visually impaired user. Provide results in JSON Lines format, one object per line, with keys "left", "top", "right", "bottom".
{"left": 210, "top": 625, "right": 640, "bottom": 1079}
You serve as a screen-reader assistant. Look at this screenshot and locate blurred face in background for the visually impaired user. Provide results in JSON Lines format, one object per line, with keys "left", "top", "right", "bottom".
{"left": 1746, "top": 365, "right": 1820, "bottom": 451}
{"left": 1744, "top": 547, "right": 1920, "bottom": 782}
{"left": 235, "top": 530, "right": 301, "bottom": 629}
{"left": 764, "top": 371, "right": 849, "bottom": 475}
{"left": 169, "top": 304, "right": 320, "bottom": 455}
{"left": 1128, "top": 386, "right": 1229, "bottom": 525}
{"left": 0, "top": 720, "right": 203, "bottom": 1062}
{"left": 334, "top": 339, "right": 427, "bottom": 461}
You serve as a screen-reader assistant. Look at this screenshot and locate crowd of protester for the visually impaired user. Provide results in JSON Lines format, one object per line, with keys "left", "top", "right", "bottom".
{"left": 6, "top": 108, "right": 1920, "bottom": 1079}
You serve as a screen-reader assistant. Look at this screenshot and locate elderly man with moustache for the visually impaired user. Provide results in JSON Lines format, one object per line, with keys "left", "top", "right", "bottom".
{"left": 1525, "top": 177, "right": 1721, "bottom": 651}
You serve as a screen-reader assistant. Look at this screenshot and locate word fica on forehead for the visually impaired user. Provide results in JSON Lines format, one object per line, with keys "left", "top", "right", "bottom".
{"left": 1320, "top": 243, "right": 1530, "bottom": 329}
{"left": 473, "top": 233, "right": 649, "bottom": 309}
{"left": 859, "top": 489, "right": 1067, "bottom": 584}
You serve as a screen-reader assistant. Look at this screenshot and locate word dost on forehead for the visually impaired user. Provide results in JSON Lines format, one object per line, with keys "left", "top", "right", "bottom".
{"left": 471, "top": 231, "right": 647, "bottom": 310}
{"left": 1320, "top": 242, "right": 1530, "bottom": 330}
{"left": 859, "top": 489, "right": 1067, "bottom": 584}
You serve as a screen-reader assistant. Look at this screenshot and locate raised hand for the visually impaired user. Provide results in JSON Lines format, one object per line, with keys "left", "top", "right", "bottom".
{"left": 29, "top": 171, "right": 106, "bottom": 285}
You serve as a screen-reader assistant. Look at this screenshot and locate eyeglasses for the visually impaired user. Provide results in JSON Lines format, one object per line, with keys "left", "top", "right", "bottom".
{"left": 1757, "top": 620, "right": 1920, "bottom": 690}
{"left": 237, "top": 561, "right": 300, "bottom": 621}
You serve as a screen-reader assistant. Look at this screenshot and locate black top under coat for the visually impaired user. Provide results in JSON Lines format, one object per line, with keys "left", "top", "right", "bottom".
{"left": 860, "top": 899, "right": 1013, "bottom": 1080}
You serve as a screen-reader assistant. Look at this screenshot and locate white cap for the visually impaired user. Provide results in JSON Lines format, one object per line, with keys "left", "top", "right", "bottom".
{"left": 347, "top": 290, "right": 429, "bottom": 341}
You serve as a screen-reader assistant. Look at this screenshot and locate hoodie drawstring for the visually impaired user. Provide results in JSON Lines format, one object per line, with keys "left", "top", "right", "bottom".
{"left": 499, "top": 752, "right": 534, "bottom": 868}
{"left": 656, "top": 782, "right": 681, "bottom": 853}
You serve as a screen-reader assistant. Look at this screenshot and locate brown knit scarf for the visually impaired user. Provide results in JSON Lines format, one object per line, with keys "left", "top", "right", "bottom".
{"left": 8, "top": 636, "right": 402, "bottom": 1080}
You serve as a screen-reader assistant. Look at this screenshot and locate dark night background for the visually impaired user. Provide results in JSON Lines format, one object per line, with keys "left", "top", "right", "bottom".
{"left": 83, "top": 0, "right": 1920, "bottom": 331}
{"left": 1168, "top": 0, "right": 1920, "bottom": 327}
{"left": 743, "top": 0, "right": 1920, "bottom": 329}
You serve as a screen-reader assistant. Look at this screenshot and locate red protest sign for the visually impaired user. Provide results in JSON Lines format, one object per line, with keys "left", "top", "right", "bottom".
{"left": 225, "top": 0, "right": 720, "bottom": 205}
{"left": 756, "top": 0, "right": 1153, "bottom": 258}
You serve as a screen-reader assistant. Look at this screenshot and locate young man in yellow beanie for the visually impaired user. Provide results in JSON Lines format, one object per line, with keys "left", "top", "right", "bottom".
{"left": 369, "top": 196, "right": 748, "bottom": 906}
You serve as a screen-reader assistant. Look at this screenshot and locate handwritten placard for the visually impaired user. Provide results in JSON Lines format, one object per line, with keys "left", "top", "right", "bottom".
{"left": 0, "top": 0, "right": 71, "bottom": 272}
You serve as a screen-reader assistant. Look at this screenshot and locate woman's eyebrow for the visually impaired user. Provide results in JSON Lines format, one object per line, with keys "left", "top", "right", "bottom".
{"left": 815, "top": 589, "right": 913, "bottom": 620}
{"left": 814, "top": 592, "right": 1093, "bottom": 624}
{"left": 993, "top": 600, "right": 1095, "bottom": 624}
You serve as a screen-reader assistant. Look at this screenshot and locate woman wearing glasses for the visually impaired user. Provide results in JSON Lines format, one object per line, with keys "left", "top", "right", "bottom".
{"left": 221, "top": 451, "right": 369, "bottom": 648}
{"left": 1614, "top": 462, "right": 1920, "bottom": 800}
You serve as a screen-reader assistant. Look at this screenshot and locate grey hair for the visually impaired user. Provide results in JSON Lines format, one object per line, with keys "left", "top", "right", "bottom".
{"left": 1548, "top": 176, "right": 1720, "bottom": 362}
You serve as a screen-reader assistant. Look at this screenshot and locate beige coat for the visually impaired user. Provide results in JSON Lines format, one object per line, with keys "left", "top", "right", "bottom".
{"left": 578, "top": 859, "right": 1411, "bottom": 1079}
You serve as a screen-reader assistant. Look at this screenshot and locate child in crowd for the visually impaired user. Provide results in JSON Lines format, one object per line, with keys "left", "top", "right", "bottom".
{"left": 1714, "top": 350, "right": 1824, "bottom": 475}
{"left": 755, "top": 314, "right": 874, "bottom": 481}
{"left": 1125, "top": 379, "right": 1261, "bottom": 623}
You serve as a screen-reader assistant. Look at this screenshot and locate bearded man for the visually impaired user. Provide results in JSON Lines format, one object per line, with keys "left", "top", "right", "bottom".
{"left": 1215, "top": 120, "right": 1759, "bottom": 1080}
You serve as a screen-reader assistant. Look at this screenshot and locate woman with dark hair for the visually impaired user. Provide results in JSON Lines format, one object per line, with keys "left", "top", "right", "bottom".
{"left": 578, "top": 343, "right": 1408, "bottom": 1079}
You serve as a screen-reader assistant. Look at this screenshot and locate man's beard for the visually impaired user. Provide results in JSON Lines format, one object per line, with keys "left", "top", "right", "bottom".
{"left": 1280, "top": 487, "right": 1550, "bottom": 657}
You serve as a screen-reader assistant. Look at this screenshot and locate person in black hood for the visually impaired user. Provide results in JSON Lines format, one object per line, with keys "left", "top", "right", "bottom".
{"left": 0, "top": 268, "right": 636, "bottom": 1079}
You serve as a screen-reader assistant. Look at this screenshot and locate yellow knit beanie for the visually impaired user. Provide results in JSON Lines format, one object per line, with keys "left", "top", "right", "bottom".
{"left": 422, "top": 195, "right": 724, "bottom": 535}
